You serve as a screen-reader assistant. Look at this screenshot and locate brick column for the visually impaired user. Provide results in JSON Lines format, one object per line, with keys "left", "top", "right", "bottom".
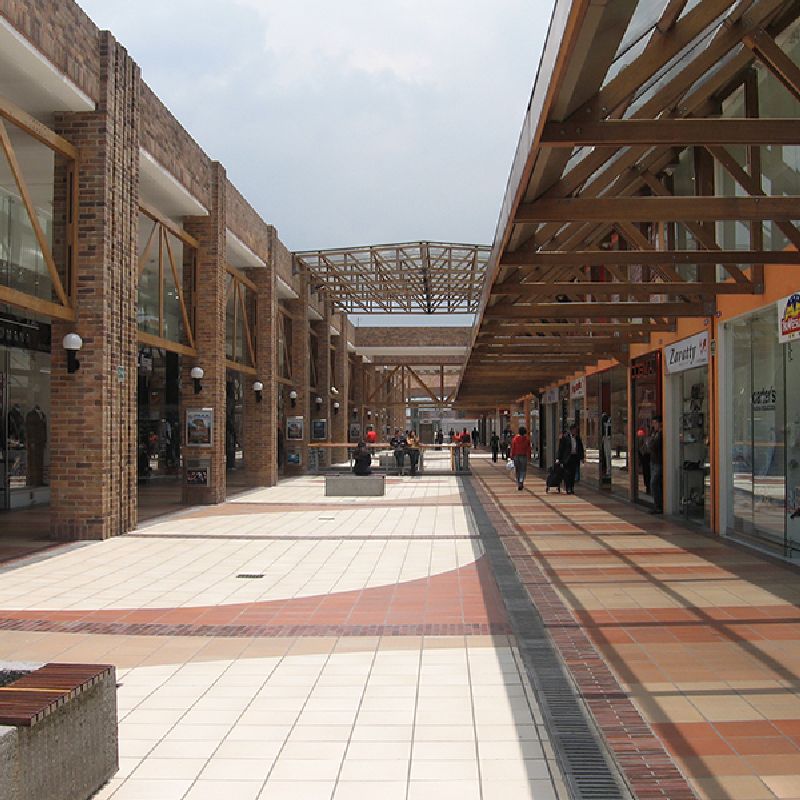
{"left": 183, "top": 163, "right": 227, "bottom": 504}
{"left": 51, "top": 33, "right": 139, "bottom": 540}
{"left": 331, "top": 312, "right": 349, "bottom": 461}
{"left": 350, "top": 355, "right": 364, "bottom": 443}
{"left": 311, "top": 301, "right": 332, "bottom": 468}
{"left": 242, "top": 264, "right": 276, "bottom": 486}
{"left": 286, "top": 274, "right": 310, "bottom": 475}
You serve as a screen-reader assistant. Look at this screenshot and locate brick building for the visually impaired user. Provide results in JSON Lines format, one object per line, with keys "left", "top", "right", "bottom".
{"left": 0, "top": 0, "right": 416, "bottom": 539}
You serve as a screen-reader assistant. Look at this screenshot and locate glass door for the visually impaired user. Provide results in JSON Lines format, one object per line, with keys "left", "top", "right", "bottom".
{"left": 786, "top": 339, "right": 800, "bottom": 554}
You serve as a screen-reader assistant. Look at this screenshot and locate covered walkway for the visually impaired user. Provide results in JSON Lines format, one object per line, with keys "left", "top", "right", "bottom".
{"left": 474, "top": 456, "right": 800, "bottom": 800}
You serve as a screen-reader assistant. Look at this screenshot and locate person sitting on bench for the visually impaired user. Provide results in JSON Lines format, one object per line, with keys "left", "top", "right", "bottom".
{"left": 353, "top": 441, "right": 372, "bottom": 475}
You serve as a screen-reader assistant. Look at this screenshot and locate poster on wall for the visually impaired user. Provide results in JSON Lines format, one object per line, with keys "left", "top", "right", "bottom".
{"left": 286, "top": 416, "right": 304, "bottom": 441}
{"left": 312, "top": 419, "right": 327, "bottom": 441}
{"left": 349, "top": 422, "right": 361, "bottom": 442}
{"left": 570, "top": 377, "right": 585, "bottom": 400}
{"left": 186, "top": 408, "right": 213, "bottom": 447}
{"left": 286, "top": 449, "right": 301, "bottom": 465}
{"left": 778, "top": 292, "right": 800, "bottom": 344}
{"left": 186, "top": 457, "right": 211, "bottom": 486}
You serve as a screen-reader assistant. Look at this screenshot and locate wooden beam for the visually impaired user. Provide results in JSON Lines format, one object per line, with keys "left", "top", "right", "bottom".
{"left": 0, "top": 94, "right": 78, "bottom": 160}
{"left": 485, "top": 302, "right": 710, "bottom": 319}
{"left": 744, "top": 28, "right": 800, "bottom": 104}
{"left": 516, "top": 196, "right": 800, "bottom": 223}
{"left": 481, "top": 321, "right": 675, "bottom": 333}
{"left": 490, "top": 282, "right": 756, "bottom": 298}
{"left": 540, "top": 119, "right": 800, "bottom": 148}
{"left": 140, "top": 203, "right": 199, "bottom": 250}
{"left": 138, "top": 331, "right": 197, "bottom": 357}
{"left": 0, "top": 284, "right": 75, "bottom": 321}
{"left": 499, "top": 249, "right": 800, "bottom": 267}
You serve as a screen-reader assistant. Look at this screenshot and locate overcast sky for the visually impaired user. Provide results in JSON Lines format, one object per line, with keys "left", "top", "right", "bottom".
{"left": 77, "top": 0, "right": 552, "bottom": 253}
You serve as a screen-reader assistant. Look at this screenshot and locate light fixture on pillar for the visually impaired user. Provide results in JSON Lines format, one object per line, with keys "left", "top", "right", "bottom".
{"left": 366, "top": 409, "right": 372, "bottom": 419}
{"left": 190, "top": 366, "right": 204, "bottom": 395}
{"left": 62, "top": 333, "right": 83, "bottom": 374}
{"left": 352, "top": 408, "right": 358, "bottom": 419}
{"left": 314, "top": 396, "right": 323, "bottom": 410}
{"left": 253, "top": 381, "right": 264, "bottom": 403}
{"left": 289, "top": 389, "right": 297, "bottom": 408}
{"left": 333, "top": 401, "right": 340, "bottom": 415}
{"left": 330, "top": 386, "right": 339, "bottom": 396}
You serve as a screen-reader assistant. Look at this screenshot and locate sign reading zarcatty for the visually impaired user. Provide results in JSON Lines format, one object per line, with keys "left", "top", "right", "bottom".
{"left": 664, "top": 331, "right": 709, "bottom": 375}
{"left": 778, "top": 292, "right": 800, "bottom": 344}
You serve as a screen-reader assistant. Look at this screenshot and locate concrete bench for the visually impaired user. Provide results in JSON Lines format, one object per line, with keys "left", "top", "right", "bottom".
{"left": 325, "top": 475, "right": 385, "bottom": 496}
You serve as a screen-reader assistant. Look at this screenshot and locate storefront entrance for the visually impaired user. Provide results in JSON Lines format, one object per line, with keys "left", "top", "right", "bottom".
{"left": 0, "top": 316, "right": 51, "bottom": 511}
{"left": 137, "top": 347, "right": 183, "bottom": 518}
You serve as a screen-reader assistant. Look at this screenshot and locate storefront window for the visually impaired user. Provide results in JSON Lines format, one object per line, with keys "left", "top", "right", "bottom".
{"left": 136, "top": 212, "right": 195, "bottom": 347}
{"left": 584, "top": 375, "right": 600, "bottom": 484}
{"left": 2, "top": 337, "right": 51, "bottom": 509}
{"left": 0, "top": 118, "right": 71, "bottom": 309}
{"left": 611, "top": 365, "right": 630, "bottom": 498}
{"left": 727, "top": 307, "right": 791, "bottom": 554}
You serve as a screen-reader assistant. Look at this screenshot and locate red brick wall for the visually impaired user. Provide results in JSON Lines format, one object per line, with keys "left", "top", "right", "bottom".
{"left": 0, "top": 0, "right": 100, "bottom": 100}
{"left": 354, "top": 327, "right": 471, "bottom": 347}
{"left": 226, "top": 180, "right": 269, "bottom": 260}
{"left": 139, "top": 82, "right": 213, "bottom": 210}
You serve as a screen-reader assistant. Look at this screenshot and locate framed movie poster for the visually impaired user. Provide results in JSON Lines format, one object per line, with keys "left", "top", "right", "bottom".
{"left": 312, "top": 419, "right": 327, "bottom": 440}
{"left": 186, "top": 457, "right": 211, "bottom": 486}
{"left": 186, "top": 408, "right": 213, "bottom": 447}
{"left": 349, "top": 422, "right": 361, "bottom": 442}
{"left": 286, "top": 416, "right": 304, "bottom": 441}
{"left": 287, "top": 449, "right": 301, "bottom": 465}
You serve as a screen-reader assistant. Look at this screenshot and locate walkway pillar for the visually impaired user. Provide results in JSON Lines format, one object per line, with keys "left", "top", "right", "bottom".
{"left": 286, "top": 272, "right": 310, "bottom": 475}
{"left": 311, "top": 298, "right": 332, "bottom": 467}
{"left": 331, "top": 312, "right": 349, "bottom": 463}
{"left": 50, "top": 33, "right": 139, "bottom": 539}
{"left": 183, "top": 162, "right": 227, "bottom": 505}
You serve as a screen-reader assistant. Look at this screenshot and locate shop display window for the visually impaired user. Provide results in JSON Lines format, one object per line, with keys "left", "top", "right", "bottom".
{"left": 727, "top": 307, "right": 794, "bottom": 555}
{"left": 677, "top": 367, "right": 710, "bottom": 527}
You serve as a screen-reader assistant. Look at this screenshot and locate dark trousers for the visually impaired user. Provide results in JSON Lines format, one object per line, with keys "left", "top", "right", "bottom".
{"left": 408, "top": 450, "right": 419, "bottom": 475}
{"left": 395, "top": 451, "right": 405, "bottom": 474}
{"left": 564, "top": 455, "right": 580, "bottom": 493}
{"left": 491, "top": 447, "right": 499, "bottom": 463}
{"left": 651, "top": 464, "right": 663, "bottom": 511}
{"left": 640, "top": 453, "right": 651, "bottom": 494}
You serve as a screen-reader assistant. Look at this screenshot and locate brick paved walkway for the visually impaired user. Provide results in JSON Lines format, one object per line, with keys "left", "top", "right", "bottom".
{"left": 473, "top": 456, "right": 800, "bottom": 800}
{"left": 0, "top": 471, "right": 566, "bottom": 800}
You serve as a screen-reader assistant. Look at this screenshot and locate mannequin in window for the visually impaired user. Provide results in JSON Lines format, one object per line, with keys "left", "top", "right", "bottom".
{"left": 25, "top": 399, "right": 47, "bottom": 487}
{"left": 7, "top": 403, "right": 24, "bottom": 448}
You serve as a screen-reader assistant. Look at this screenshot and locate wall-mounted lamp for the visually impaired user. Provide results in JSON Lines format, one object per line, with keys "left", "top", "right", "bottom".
{"left": 366, "top": 409, "right": 372, "bottom": 419}
{"left": 190, "top": 366, "right": 204, "bottom": 394}
{"left": 330, "top": 386, "right": 339, "bottom": 395}
{"left": 62, "top": 333, "right": 83, "bottom": 374}
{"left": 314, "top": 396, "right": 323, "bottom": 409}
{"left": 333, "top": 401, "right": 340, "bottom": 415}
{"left": 253, "top": 381, "right": 264, "bottom": 403}
{"left": 289, "top": 389, "right": 297, "bottom": 408}
{"left": 352, "top": 408, "right": 358, "bottom": 419}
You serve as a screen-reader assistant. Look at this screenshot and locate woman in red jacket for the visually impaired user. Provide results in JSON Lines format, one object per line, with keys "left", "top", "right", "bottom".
{"left": 510, "top": 426, "right": 532, "bottom": 491}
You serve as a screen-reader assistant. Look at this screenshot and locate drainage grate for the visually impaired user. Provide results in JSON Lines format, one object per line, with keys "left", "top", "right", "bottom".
{"left": 462, "top": 478, "right": 630, "bottom": 800}
{"left": 236, "top": 573, "right": 264, "bottom": 579}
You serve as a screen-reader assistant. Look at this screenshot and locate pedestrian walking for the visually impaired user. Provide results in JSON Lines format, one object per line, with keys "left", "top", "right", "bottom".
{"left": 648, "top": 415, "right": 663, "bottom": 514}
{"left": 510, "top": 426, "right": 532, "bottom": 490}
{"left": 406, "top": 430, "right": 421, "bottom": 476}
{"left": 557, "top": 423, "right": 584, "bottom": 495}
{"left": 390, "top": 428, "right": 407, "bottom": 475}
{"left": 472, "top": 427, "right": 480, "bottom": 448}
{"left": 490, "top": 431, "right": 500, "bottom": 463}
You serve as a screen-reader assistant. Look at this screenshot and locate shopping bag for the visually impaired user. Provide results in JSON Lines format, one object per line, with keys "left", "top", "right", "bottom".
{"left": 505, "top": 458, "right": 515, "bottom": 471}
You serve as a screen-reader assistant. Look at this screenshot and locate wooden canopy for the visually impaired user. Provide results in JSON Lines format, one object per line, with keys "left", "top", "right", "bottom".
{"left": 456, "top": 0, "right": 800, "bottom": 407}
{"left": 295, "top": 242, "right": 490, "bottom": 314}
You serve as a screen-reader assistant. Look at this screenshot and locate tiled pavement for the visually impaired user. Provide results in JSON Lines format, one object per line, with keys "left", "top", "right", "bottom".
{"left": 0, "top": 471, "right": 566, "bottom": 800}
{"left": 4, "top": 458, "right": 800, "bottom": 799}
{"left": 473, "top": 457, "right": 800, "bottom": 800}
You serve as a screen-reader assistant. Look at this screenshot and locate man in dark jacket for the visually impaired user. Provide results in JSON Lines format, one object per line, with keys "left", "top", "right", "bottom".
{"left": 557, "top": 423, "right": 584, "bottom": 495}
{"left": 490, "top": 432, "right": 500, "bottom": 463}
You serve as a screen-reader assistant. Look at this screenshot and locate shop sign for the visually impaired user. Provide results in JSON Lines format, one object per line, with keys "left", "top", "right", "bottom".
{"left": 570, "top": 377, "right": 585, "bottom": 400}
{"left": 186, "top": 408, "right": 213, "bottom": 447}
{"left": 778, "top": 292, "right": 800, "bottom": 344}
{"left": 0, "top": 315, "right": 51, "bottom": 353}
{"left": 664, "top": 331, "right": 709, "bottom": 375}
{"left": 543, "top": 388, "right": 559, "bottom": 404}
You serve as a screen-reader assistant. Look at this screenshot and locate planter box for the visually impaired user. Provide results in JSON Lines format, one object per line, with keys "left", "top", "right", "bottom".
{"left": 0, "top": 663, "right": 118, "bottom": 800}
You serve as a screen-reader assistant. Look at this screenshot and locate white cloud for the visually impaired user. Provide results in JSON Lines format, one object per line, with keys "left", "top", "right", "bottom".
{"left": 76, "top": 0, "right": 553, "bottom": 250}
